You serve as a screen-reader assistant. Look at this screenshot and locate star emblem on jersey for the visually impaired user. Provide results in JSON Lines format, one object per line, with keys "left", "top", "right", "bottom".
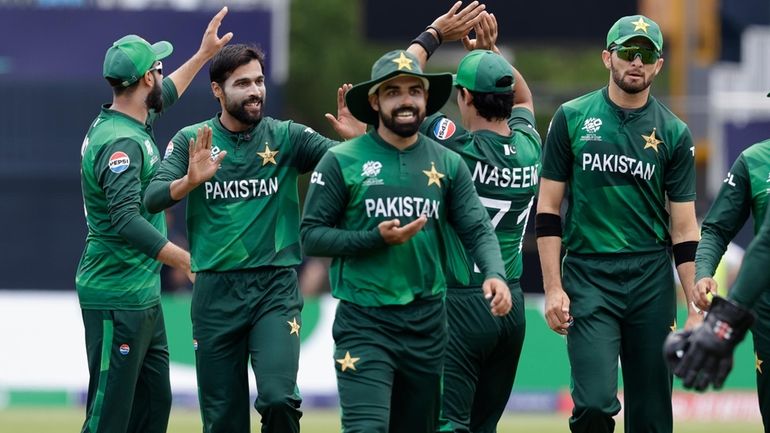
{"left": 392, "top": 52, "right": 413, "bottom": 71}
{"left": 288, "top": 317, "right": 300, "bottom": 336}
{"left": 336, "top": 351, "right": 360, "bottom": 372}
{"left": 257, "top": 143, "right": 279, "bottom": 165}
{"left": 423, "top": 162, "right": 444, "bottom": 188}
{"left": 631, "top": 17, "right": 650, "bottom": 33}
{"left": 642, "top": 128, "right": 662, "bottom": 152}
{"left": 757, "top": 352, "right": 764, "bottom": 374}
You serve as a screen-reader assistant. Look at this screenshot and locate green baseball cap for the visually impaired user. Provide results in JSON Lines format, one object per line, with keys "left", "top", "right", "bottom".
{"left": 346, "top": 50, "right": 452, "bottom": 125}
{"left": 453, "top": 50, "right": 514, "bottom": 94}
{"left": 103, "top": 35, "right": 173, "bottom": 88}
{"left": 606, "top": 15, "right": 663, "bottom": 52}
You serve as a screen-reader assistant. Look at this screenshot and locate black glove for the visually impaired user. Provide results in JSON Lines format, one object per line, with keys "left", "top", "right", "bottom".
{"left": 664, "top": 296, "right": 754, "bottom": 391}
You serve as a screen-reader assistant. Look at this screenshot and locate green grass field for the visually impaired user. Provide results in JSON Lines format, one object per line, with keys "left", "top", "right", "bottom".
{"left": 0, "top": 408, "right": 764, "bottom": 432}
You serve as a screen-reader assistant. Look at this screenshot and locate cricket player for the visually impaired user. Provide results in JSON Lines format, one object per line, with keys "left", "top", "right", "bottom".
{"left": 536, "top": 15, "right": 700, "bottom": 433}
{"left": 407, "top": 10, "right": 540, "bottom": 433}
{"left": 300, "top": 49, "right": 510, "bottom": 433}
{"left": 691, "top": 138, "right": 770, "bottom": 424}
{"left": 75, "top": 8, "right": 231, "bottom": 433}
{"left": 143, "top": 43, "right": 360, "bottom": 433}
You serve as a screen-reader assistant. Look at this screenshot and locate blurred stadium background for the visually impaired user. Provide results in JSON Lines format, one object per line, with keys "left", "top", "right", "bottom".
{"left": 2, "top": 0, "right": 770, "bottom": 431}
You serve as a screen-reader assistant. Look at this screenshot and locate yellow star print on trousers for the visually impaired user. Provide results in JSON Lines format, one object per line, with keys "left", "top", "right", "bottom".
{"left": 757, "top": 352, "right": 764, "bottom": 374}
{"left": 336, "top": 351, "right": 360, "bottom": 372}
{"left": 287, "top": 317, "right": 300, "bottom": 336}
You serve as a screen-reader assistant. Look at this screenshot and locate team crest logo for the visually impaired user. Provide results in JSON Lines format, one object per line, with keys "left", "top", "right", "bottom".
{"left": 210, "top": 145, "right": 222, "bottom": 161}
{"left": 433, "top": 118, "right": 456, "bottom": 140}
{"left": 143, "top": 140, "right": 155, "bottom": 156}
{"left": 164, "top": 141, "right": 174, "bottom": 159}
{"left": 119, "top": 344, "right": 130, "bottom": 355}
{"left": 108, "top": 152, "right": 130, "bottom": 173}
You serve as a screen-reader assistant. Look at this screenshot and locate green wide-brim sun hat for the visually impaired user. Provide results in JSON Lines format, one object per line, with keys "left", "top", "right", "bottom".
{"left": 346, "top": 50, "right": 453, "bottom": 125}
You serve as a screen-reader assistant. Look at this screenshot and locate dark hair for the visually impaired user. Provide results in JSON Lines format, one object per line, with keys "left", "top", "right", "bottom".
{"left": 106, "top": 77, "right": 140, "bottom": 97}
{"left": 458, "top": 84, "right": 515, "bottom": 122}
{"left": 209, "top": 44, "right": 266, "bottom": 85}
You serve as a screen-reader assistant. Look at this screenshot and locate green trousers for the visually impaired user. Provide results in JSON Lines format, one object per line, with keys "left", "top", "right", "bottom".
{"left": 439, "top": 285, "right": 525, "bottom": 433}
{"left": 562, "top": 251, "right": 675, "bottom": 433}
{"left": 752, "top": 293, "right": 770, "bottom": 430}
{"left": 333, "top": 297, "right": 447, "bottom": 433}
{"left": 192, "top": 267, "right": 303, "bottom": 433}
{"left": 80, "top": 305, "right": 170, "bottom": 433}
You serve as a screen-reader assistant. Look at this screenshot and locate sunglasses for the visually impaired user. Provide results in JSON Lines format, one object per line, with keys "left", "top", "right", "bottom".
{"left": 149, "top": 61, "right": 163, "bottom": 75}
{"left": 612, "top": 46, "right": 660, "bottom": 64}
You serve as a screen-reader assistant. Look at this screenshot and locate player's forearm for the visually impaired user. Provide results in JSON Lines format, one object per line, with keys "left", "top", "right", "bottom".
{"left": 537, "top": 236, "right": 564, "bottom": 292}
{"left": 117, "top": 214, "right": 169, "bottom": 259}
{"left": 694, "top": 229, "right": 728, "bottom": 281}
{"left": 155, "top": 241, "right": 191, "bottom": 274}
{"left": 676, "top": 261, "right": 697, "bottom": 304}
{"left": 300, "top": 225, "right": 386, "bottom": 257}
{"left": 512, "top": 67, "right": 534, "bottom": 113}
{"left": 144, "top": 180, "right": 179, "bottom": 214}
{"left": 168, "top": 51, "right": 213, "bottom": 98}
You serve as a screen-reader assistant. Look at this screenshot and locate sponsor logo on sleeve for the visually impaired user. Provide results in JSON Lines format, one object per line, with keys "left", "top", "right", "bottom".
{"left": 108, "top": 152, "right": 130, "bottom": 173}
{"left": 164, "top": 141, "right": 174, "bottom": 159}
{"left": 433, "top": 118, "right": 456, "bottom": 140}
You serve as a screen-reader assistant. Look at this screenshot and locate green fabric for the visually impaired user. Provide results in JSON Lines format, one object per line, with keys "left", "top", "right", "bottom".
{"left": 606, "top": 15, "right": 663, "bottom": 51}
{"left": 332, "top": 298, "right": 446, "bottom": 433}
{"left": 421, "top": 108, "right": 540, "bottom": 287}
{"left": 146, "top": 115, "right": 336, "bottom": 272}
{"left": 301, "top": 130, "right": 505, "bottom": 307}
{"left": 441, "top": 286, "right": 525, "bottom": 433}
{"left": 562, "top": 251, "right": 675, "bottom": 433}
{"left": 541, "top": 87, "right": 696, "bottom": 254}
{"left": 103, "top": 35, "right": 173, "bottom": 87}
{"left": 191, "top": 268, "right": 302, "bottom": 433}
{"left": 345, "top": 50, "right": 452, "bottom": 125}
{"left": 730, "top": 206, "right": 770, "bottom": 306}
{"left": 453, "top": 50, "right": 514, "bottom": 93}
{"left": 81, "top": 306, "right": 171, "bottom": 433}
{"left": 696, "top": 139, "right": 770, "bottom": 280}
{"left": 76, "top": 78, "right": 178, "bottom": 310}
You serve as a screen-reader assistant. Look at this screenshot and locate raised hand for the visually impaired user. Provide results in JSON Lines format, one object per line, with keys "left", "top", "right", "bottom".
{"left": 462, "top": 12, "right": 500, "bottom": 53}
{"left": 378, "top": 215, "right": 427, "bottom": 245}
{"left": 482, "top": 277, "right": 512, "bottom": 316}
{"left": 429, "top": 1, "right": 486, "bottom": 43}
{"left": 187, "top": 126, "right": 226, "bottom": 186}
{"left": 325, "top": 83, "right": 366, "bottom": 140}
{"left": 198, "top": 6, "right": 234, "bottom": 60}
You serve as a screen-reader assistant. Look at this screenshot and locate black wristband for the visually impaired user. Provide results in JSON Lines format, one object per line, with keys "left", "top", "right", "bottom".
{"left": 535, "top": 213, "right": 562, "bottom": 238}
{"left": 411, "top": 31, "right": 441, "bottom": 59}
{"left": 425, "top": 25, "right": 443, "bottom": 44}
{"left": 673, "top": 240, "right": 698, "bottom": 266}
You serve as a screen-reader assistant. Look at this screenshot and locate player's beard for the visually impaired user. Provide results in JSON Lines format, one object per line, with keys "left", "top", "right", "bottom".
{"left": 610, "top": 59, "right": 654, "bottom": 94}
{"left": 224, "top": 92, "right": 264, "bottom": 126}
{"left": 145, "top": 78, "right": 163, "bottom": 112}
{"left": 380, "top": 105, "right": 425, "bottom": 138}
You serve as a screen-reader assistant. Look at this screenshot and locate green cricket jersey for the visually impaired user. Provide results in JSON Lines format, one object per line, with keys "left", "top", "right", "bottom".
{"left": 421, "top": 107, "right": 541, "bottom": 287}
{"left": 542, "top": 87, "right": 696, "bottom": 254}
{"left": 300, "top": 130, "right": 506, "bottom": 307}
{"left": 696, "top": 140, "right": 770, "bottom": 281}
{"left": 76, "top": 78, "right": 178, "bottom": 310}
{"left": 144, "top": 115, "right": 335, "bottom": 272}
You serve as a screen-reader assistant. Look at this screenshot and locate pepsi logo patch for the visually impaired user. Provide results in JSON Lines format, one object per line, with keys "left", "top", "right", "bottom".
{"left": 119, "top": 344, "right": 130, "bottom": 355}
{"left": 164, "top": 141, "right": 174, "bottom": 159}
{"left": 108, "top": 152, "right": 130, "bottom": 173}
{"left": 433, "top": 118, "right": 456, "bottom": 140}
{"left": 193, "top": 339, "right": 198, "bottom": 351}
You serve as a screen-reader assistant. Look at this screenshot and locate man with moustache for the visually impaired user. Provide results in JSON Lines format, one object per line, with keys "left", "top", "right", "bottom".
{"left": 300, "top": 49, "right": 510, "bottom": 433}
{"left": 143, "top": 43, "right": 361, "bottom": 433}
{"left": 535, "top": 15, "right": 700, "bottom": 433}
{"left": 76, "top": 7, "right": 231, "bottom": 433}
